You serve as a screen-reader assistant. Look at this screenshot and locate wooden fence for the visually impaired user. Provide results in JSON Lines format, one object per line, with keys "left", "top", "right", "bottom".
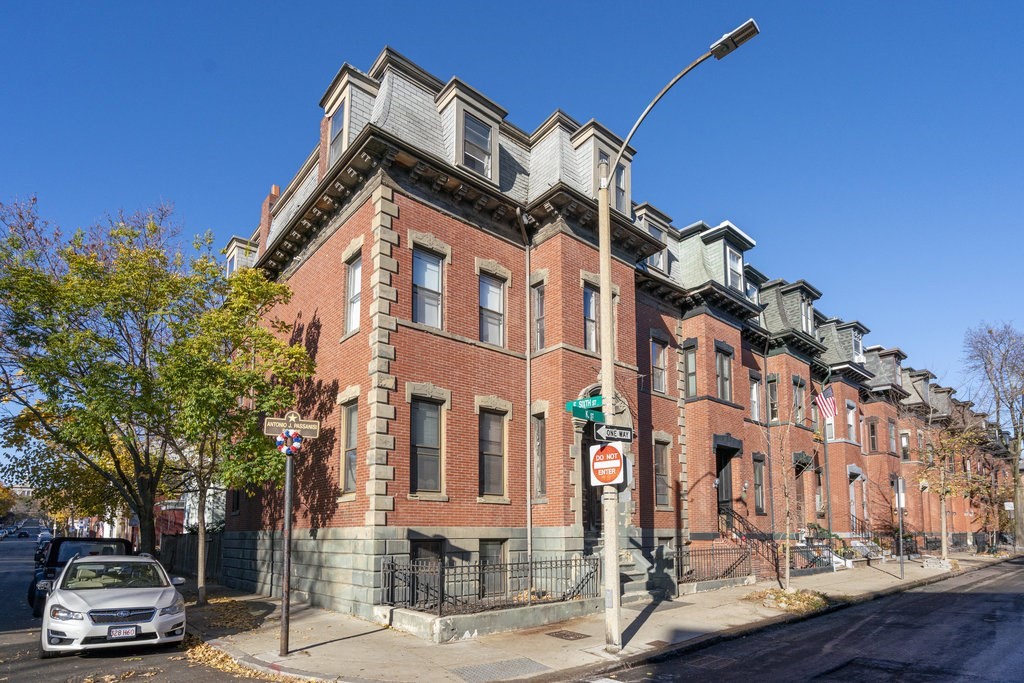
{"left": 159, "top": 533, "right": 222, "bottom": 581}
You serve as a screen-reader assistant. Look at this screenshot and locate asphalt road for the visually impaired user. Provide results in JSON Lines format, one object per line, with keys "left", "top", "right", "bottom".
{"left": 0, "top": 524, "right": 243, "bottom": 682}
{"left": 595, "top": 557, "right": 1024, "bottom": 683}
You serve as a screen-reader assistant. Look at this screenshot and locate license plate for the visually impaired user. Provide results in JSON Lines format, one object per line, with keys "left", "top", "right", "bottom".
{"left": 108, "top": 626, "right": 137, "bottom": 639}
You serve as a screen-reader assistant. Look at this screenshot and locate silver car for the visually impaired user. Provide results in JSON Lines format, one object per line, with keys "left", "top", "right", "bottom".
{"left": 38, "top": 555, "right": 186, "bottom": 658}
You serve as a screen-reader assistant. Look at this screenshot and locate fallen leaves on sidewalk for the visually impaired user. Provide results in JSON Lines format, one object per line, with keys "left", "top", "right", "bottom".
{"left": 184, "top": 635, "right": 311, "bottom": 681}
{"left": 201, "top": 597, "right": 265, "bottom": 631}
{"left": 746, "top": 588, "right": 838, "bottom": 614}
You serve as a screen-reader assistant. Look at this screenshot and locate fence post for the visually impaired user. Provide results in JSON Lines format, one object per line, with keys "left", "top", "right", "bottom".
{"left": 437, "top": 561, "right": 445, "bottom": 617}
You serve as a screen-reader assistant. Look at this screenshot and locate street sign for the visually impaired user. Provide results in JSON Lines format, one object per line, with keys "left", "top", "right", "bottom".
{"left": 263, "top": 410, "right": 321, "bottom": 438}
{"left": 593, "top": 422, "right": 634, "bottom": 443}
{"left": 589, "top": 442, "right": 625, "bottom": 486}
{"left": 565, "top": 396, "right": 603, "bottom": 412}
{"left": 570, "top": 407, "right": 606, "bottom": 423}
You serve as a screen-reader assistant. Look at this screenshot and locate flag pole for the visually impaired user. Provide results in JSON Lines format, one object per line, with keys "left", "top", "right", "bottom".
{"left": 820, "top": 368, "right": 834, "bottom": 538}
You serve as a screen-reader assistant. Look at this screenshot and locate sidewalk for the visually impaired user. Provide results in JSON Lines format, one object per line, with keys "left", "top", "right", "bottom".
{"left": 187, "top": 551, "right": 1014, "bottom": 683}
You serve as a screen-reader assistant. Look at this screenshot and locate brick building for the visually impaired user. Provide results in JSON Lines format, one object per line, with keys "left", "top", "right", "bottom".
{"left": 222, "top": 47, "right": 1011, "bottom": 621}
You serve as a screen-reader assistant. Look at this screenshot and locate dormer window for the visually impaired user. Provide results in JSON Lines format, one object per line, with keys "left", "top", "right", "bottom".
{"left": 726, "top": 246, "right": 743, "bottom": 291}
{"left": 329, "top": 101, "right": 346, "bottom": 166}
{"left": 852, "top": 332, "right": 864, "bottom": 363}
{"left": 647, "top": 224, "right": 665, "bottom": 271}
{"left": 893, "top": 359, "right": 903, "bottom": 386}
{"left": 463, "top": 112, "right": 492, "bottom": 178}
{"left": 745, "top": 281, "right": 758, "bottom": 304}
{"left": 800, "top": 296, "right": 814, "bottom": 335}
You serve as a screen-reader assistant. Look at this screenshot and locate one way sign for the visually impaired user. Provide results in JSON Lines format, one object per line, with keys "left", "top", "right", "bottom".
{"left": 592, "top": 422, "right": 634, "bottom": 443}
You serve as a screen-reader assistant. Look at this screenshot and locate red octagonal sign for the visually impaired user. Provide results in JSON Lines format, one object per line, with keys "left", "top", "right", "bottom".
{"left": 589, "top": 442, "right": 625, "bottom": 486}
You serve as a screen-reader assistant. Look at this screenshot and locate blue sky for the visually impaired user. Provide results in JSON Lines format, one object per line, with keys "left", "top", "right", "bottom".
{"left": 2, "top": 1, "right": 1021, "bottom": 395}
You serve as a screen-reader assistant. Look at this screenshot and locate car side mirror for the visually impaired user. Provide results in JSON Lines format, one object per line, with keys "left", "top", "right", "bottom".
{"left": 36, "top": 580, "right": 53, "bottom": 593}
{"left": 171, "top": 577, "right": 186, "bottom": 586}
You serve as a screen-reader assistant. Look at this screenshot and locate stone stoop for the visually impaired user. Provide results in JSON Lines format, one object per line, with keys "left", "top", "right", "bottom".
{"left": 619, "top": 549, "right": 673, "bottom": 602}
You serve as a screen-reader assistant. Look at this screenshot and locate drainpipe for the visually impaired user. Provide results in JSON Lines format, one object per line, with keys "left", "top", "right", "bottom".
{"left": 515, "top": 208, "right": 534, "bottom": 578}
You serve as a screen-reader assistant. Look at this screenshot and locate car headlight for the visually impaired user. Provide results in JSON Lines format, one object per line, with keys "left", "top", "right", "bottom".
{"left": 160, "top": 595, "right": 185, "bottom": 616}
{"left": 49, "top": 604, "right": 84, "bottom": 621}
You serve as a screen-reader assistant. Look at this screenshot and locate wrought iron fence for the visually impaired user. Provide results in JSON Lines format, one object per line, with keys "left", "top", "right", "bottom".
{"left": 674, "top": 545, "right": 753, "bottom": 584}
{"left": 789, "top": 540, "right": 835, "bottom": 570}
{"left": 381, "top": 555, "right": 601, "bottom": 616}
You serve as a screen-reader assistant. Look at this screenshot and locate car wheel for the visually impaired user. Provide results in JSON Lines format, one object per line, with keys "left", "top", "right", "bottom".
{"left": 38, "top": 638, "right": 58, "bottom": 659}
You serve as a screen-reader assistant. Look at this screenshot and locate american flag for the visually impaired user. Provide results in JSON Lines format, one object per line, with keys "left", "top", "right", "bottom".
{"left": 814, "top": 385, "right": 837, "bottom": 420}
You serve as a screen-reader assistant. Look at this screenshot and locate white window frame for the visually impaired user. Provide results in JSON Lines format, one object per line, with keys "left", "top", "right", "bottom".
{"left": 750, "top": 378, "right": 761, "bottom": 421}
{"left": 647, "top": 224, "right": 665, "bottom": 271}
{"left": 329, "top": 100, "right": 347, "bottom": 165}
{"left": 345, "top": 256, "right": 361, "bottom": 334}
{"left": 726, "top": 246, "right": 744, "bottom": 291}
{"left": 532, "top": 283, "right": 545, "bottom": 350}
{"left": 479, "top": 273, "right": 504, "bottom": 346}
{"left": 801, "top": 296, "right": 815, "bottom": 335}
{"left": 651, "top": 339, "right": 667, "bottom": 394}
{"left": 583, "top": 284, "right": 599, "bottom": 352}
{"left": 413, "top": 249, "right": 443, "bottom": 328}
{"left": 462, "top": 111, "right": 492, "bottom": 178}
{"left": 852, "top": 332, "right": 864, "bottom": 362}
{"left": 341, "top": 401, "right": 358, "bottom": 494}
{"left": 716, "top": 350, "right": 732, "bottom": 403}
{"left": 846, "top": 402, "right": 857, "bottom": 442}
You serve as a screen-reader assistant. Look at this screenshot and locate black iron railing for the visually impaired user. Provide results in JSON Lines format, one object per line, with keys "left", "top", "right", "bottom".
{"left": 849, "top": 514, "right": 873, "bottom": 539}
{"left": 674, "top": 545, "right": 752, "bottom": 584}
{"left": 381, "top": 555, "right": 601, "bottom": 616}
{"left": 719, "top": 508, "right": 779, "bottom": 573}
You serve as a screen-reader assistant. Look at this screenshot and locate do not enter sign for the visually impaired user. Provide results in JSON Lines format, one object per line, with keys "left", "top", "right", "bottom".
{"left": 589, "top": 442, "right": 625, "bottom": 486}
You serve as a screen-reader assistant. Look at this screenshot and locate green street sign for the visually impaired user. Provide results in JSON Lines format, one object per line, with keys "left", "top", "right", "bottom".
{"left": 565, "top": 396, "right": 603, "bottom": 412}
{"left": 570, "top": 407, "right": 606, "bottom": 422}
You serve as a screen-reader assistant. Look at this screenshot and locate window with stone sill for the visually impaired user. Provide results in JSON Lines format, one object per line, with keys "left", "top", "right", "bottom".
{"left": 651, "top": 339, "right": 667, "bottom": 394}
{"left": 413, "top": 249, "right": 443, "bottom": 329}
{"left": 341, "top": 401, "right": 357, "bottom": 494}
{"left": 583, "top": 284, "right": 599, "bottom": 353}
{"left": 479, "top": 273, "right": 504, "bottom": 346}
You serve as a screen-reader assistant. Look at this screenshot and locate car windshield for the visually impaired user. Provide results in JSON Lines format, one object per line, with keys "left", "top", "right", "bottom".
{"left": 61, "top": 561, "right": 168, "bottom": 590}
{"left": 56, "top": 542, "right": 127, "bottom": 564}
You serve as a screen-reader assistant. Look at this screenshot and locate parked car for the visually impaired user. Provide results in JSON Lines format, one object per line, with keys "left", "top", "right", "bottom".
{"left": 37, "top": 554, "right": 186, "bottom": 658}
{"left": 17, "top": 530, "right": 29, "bottom": 538}
{"left": 28, "top": 537, "right": 134, "bottom": 617}
{"left": 37, "top": 531, "right": 53, "bottom": 544}
{"left": 34, "top": 540, "right": 51, "bottom": 565}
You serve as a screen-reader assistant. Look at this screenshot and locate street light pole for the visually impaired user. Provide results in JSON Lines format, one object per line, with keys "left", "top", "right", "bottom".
{"left": 595, "top": 18, "right": 759, "bottom": 654}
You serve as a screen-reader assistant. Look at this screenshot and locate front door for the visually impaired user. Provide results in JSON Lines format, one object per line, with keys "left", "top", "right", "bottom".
{"left": 716, "top": 448, "right": 733, "bottom": 524}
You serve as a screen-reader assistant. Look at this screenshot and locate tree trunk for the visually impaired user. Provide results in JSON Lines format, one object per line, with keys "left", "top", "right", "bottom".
{"left": 939, "top": 495, "right": 948, "bottom": 561}
{"left": 1014, "top": 444, "right": 1023, "bottom": 552}
{"left": 196, "top": 490, "right": 208, "bottom": 606}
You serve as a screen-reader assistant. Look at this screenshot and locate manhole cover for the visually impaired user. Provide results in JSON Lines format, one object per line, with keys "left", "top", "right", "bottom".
{"left": 546, "top": 629, "right": 591, "bottom": 641}
{"left": 452, "top": 658, "right": 550, "bottom": 683}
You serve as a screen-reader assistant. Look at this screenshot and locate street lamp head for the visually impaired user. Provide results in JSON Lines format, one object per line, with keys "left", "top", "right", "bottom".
{"left": 710, "top": 18, "right": 760, "bottom": 60}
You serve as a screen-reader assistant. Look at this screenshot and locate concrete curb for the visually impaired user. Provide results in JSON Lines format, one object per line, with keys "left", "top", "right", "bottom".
{"left": 523, "top": 555, "right": 1017, "bottom": 683}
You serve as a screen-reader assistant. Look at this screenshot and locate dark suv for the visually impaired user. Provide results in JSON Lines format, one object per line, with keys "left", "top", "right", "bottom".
{"left": 28, "top": 537, "right": 134, "bottom": 617}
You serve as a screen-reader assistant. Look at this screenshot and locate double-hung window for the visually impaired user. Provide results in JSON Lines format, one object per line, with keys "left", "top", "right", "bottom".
{"left": 532, "top": 414, "right": 546, "bottom": 497}
{"left": 716, "top": 350, "right": 732, "bottom": 402}
{"left": 479, "top": 273, "right": 504, "bottom": 346}
{"left": 846, "top": 402, "right": 857, "bottom": 442}
{"left": 768, "top": 379, "right": 779, "bottom": 422}
{"left": 647, "top": 225, "right": 665, "bottom": 271}
{"left": 479, "top": 410, "right": 504, "bottom": 497}
{"left": 651, "top": 340, "right": 667, "bottom": 393}
{"left": 793, "top": 379, "right": 805, "bottom": 424}
{"left": 900, "top": 432, "right": 911, "bottom": 460}
{"left": 413, "top": 249, "right": 442, "bottom": 328}
{"left": 583, "top": 285, "right": 599, "bottom": 352}
{"left": 750, "top": 377, "right": 761, "bottom": 421}
{"left": 614, "top": 162, "right": 626, "bottom": 212}
{"left": 683, "top": 347, "right": 697, "bottom": 398}
{"left": 852, "top": 332, "right": 864, "bottom": 362}
{"left": 329, "top": 101, "right": 346, "bottom": 165}
{"left": 654, "top": 441, "right": 671, "bottom": 507}
{"left": 868, "top": 422, "right": 878, "bottom": 452}
{"left": 463, "top": 112, "right": 491, "bottom": 178}
{"left": 726, "top": 246, "right": 743, "bottom": 291}
{"left": 753, "top": 455, "right": 766, "bottom": 515}
{"left": 888, "top": 420, "right": 897, "bottom": 453}
{"left": 342, "top": 402, "right": 357, "bottom": 494}
{"left": 532, "top": 283, "right": 545, "bottom": 349}
{"left": 411, "top": 400, "right": 441, "bottom": 493}
{"left": 345, "top": 256, "right": 361, "bottom": 334}
{"left": 801, "top": 296, "right": 815, "bottom": 335}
